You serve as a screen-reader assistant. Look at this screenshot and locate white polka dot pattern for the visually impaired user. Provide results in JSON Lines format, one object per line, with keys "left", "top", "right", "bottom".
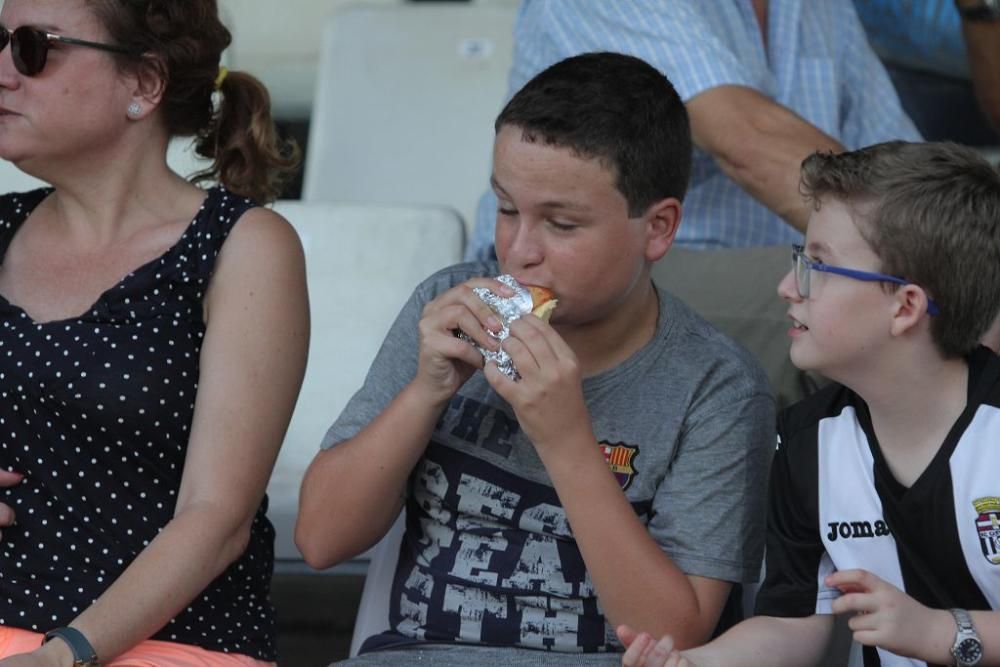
{"left": 0, "top": 187, "right": 277, "bottom": 660}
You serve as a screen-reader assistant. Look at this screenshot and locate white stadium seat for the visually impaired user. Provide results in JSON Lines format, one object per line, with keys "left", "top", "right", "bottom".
{"left": 302, "top": 2, "right": 516, "bottom": 236}
{"left": 265, "top": 200, "right": 465, "bottom": 573}
{"left": 218, "top": 0, "right": 398, "bottom": 119}
{"left": 349, "top": 511, "right": 405, "bottom": 656}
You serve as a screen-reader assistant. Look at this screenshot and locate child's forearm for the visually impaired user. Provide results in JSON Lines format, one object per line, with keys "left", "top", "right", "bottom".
{"left": 681, "top": 614, "right": 834, "bottom": 667}
{"left": 541, "top": 436, "right": 720, "bottom": 646}
{"left": 296, "top": 380, "right": 445, "bottom": 568}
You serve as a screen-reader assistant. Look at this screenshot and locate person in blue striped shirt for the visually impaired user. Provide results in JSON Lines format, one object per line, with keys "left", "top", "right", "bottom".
{"left": 467, "top": 0, "right": 920, "bottom": 258}
{"left": 852, "top": 0, "right": 1000, "bottom": 145}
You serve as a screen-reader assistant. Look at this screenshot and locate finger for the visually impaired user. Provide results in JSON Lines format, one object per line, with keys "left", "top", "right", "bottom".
{"left": 831, "top": 592, "right": 877, "bottom": 616}
{"left": 0, "top": 503, "right": 14, "bottom": 527}
{"left": 427, "top": 284, "right": 506, "bottom": 337}
{"left": 483, "top": 361, "right": 516, "bottom": 399}
{"left": 825, "top": 568, "right": 874, "bottom": 592}
{"left": 637, "top": 633, "right": 665, "bottom": 665}
{"left": 496, "top": 333, "right": 541, "bottom": 376}
{"left": 621, "top": 632, "right": 655, "bottom": 666}
{"left": 847, "top": 611, "right": 878, "bottom": 633}
{"left": 616, "top": 625, "right": 639, "bottom": 649}
{"left": 438, "top": 333, "right": 489, "bottom": 370}
{"left": 508, "top": 317, "right": 581, "bottom": 388}
{"left": 455, "top": 277, "right": 518, "bottom": 322}
{"left": 520, "top": 310, "right": 575, "bottom": 360}
{"left": 509, "top": 315, "right": 561, "bottom": 364}
{"left": 505, "top": 315, "right": 570, "bottom": 380}
{"left": 426, "top": 302, "right": 501, "bottom": 352}
{"left": 420, "top": 313, "right": 492, "bottom": 366}
{"left": 0, "top": 469, "right": 23, "bottom": 487}
{"left": 832, "top": 582, "right": 867, "bottom": 595}
{"left": 463, "top": 276, "right": 516, "bottom": 298}
{"left": 644, "top": 635, "right": 679, "bottom": 666}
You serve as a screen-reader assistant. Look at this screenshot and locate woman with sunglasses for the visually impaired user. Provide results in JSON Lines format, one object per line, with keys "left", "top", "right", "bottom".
{"left": 0, "top": 1, "right": 308, "bottom": 666}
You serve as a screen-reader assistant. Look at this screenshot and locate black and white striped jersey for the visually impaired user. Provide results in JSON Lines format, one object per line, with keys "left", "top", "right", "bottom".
{"left": 755, "top": 347, "right": 1000, "bottom": 667}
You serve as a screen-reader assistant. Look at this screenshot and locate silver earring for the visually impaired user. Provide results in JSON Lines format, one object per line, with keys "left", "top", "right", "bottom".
{"left": 127, "top": 102, "right": 142, "bottom": 118}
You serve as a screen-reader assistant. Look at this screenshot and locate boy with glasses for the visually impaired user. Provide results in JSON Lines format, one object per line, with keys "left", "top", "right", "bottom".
{"left": 619, "top": 141, "right": 1000, "bottom": 667}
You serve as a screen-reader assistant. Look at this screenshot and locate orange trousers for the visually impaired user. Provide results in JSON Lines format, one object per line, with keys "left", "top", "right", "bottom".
{"left": 0, "top": 626, "right": 276, "bottom": 666}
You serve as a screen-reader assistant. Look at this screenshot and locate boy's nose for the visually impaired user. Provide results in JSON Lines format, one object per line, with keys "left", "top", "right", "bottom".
{"left": 506, "top": 224, "right": 544, "bottom": 268}
{"left": 777, "top": 269, "right": 801, "bottom": 302}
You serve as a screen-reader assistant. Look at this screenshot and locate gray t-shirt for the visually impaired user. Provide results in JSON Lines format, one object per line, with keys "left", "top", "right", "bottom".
{"left": 323, "top": 261, "right": 775, "bottom": 653}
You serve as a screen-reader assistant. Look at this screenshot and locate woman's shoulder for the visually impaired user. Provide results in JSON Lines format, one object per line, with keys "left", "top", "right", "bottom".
{"left": 209, "top": 200, "right": 305, "bottom": 288}
{"left": 180, "top": 185, "right": 293, "bottom": 260}
{"left": 221, "top": 197, "right": 301, "bottom": 253}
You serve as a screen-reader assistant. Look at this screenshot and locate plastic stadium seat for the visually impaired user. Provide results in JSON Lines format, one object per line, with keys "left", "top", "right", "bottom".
{"left": 265, "top": 200, "right": 465, "bottom": 575}
{"left": 302, "top": 2, "right": 516, "bottom": 236}
{"left": 349, "top": 510, "right": 405, "bottom": 656}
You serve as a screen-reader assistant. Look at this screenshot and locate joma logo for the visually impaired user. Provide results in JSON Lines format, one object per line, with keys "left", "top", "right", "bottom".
{"left": 827, "top": 520, "right": 891, "bottom": 541}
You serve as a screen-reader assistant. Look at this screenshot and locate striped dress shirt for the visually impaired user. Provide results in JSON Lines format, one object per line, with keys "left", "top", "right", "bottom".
{"left": 467, "top": 0, "right": 920, "bottom": 259}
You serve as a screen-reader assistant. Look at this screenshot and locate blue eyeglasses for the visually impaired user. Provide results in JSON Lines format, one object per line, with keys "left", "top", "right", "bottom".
{"left": 792, "top": 245, "right": 940, "bottom": 316}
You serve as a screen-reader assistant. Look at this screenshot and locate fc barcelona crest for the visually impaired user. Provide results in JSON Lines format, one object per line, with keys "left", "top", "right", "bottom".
{"left": 974, "top": 496, "right": 1000, "bottom": 565}
{"left": 600, "top": 441, "right": 639, "bottom": 491}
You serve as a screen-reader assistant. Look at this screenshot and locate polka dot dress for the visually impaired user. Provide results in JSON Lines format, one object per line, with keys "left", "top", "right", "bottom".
{"left": 0, "top": 186, "right": 277, "bottom": 661}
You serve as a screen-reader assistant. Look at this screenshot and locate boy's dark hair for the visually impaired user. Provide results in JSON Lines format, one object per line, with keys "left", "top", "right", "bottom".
{"left": 495, "top": 52, "right": 692, "bottom": 216}
{"left": 801, "top": 141, "right": 1000, "bottom": 358}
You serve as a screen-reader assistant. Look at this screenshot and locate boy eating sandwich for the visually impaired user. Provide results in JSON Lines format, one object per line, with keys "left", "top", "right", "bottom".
{"left": 297, "top": 52, "right": 775, "bottom": 664}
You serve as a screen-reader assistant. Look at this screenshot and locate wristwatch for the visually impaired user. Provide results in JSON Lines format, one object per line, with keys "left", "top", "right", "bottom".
{"left": 949, "top": 609, "right": 984, "bottom": 667}
{"left": 955, "top": 0, "right": 1000, "bottom": 22}
{"left": 42, "top": 626, "right": 100, "bottom": 667}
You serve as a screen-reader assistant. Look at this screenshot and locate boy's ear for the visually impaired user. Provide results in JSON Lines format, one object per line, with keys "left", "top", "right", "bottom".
{"left": 889, "top": 284, "right": 932, "bottom": 338}
{"left": 642, "top": 197, "right": 682, "bottom": 263}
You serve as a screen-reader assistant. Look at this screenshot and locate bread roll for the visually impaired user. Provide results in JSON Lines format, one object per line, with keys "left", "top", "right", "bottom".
{"left": 527, "top": 285, "right": 558, "bottom": 322}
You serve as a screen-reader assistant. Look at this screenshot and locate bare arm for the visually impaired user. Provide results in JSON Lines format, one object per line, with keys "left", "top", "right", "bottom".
{"left": 32, "top": 208, "right": 309, "bottom": 664}
{"left": 295, "top": 278, "right": 514, "bottom": 569}
{"left": 957, "top": 10, "right": 1000, "bottom": 132}
{"left": 295, "top": 381, "right": 448, "bottom": 568}
{"left": 686, "top": 85, "right": 845, "bottom": 233}
{"left": 542, "top": 435, "right": 732, "bottom": 646}
{"left": 619, "top": 614, "right": 834, "bottom": 667}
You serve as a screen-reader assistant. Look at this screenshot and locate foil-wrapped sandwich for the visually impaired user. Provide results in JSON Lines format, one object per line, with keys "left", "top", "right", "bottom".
{"left": 455, "top": 274, "right": 558, "bottom": 379}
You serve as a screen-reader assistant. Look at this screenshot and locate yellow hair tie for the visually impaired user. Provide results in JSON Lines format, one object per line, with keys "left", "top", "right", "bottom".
{"left": 214, "top": 66, "right": 229, "bottom": 91}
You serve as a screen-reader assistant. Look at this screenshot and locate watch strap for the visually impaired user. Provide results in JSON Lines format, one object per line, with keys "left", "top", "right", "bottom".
{"left": 950, "top": 608, "right": 983, "bottom": 667}
{"left": 43, "top": 626, "right": 99, "bottom": 667}
{"left": 952, "top": 607, "right": 975, "bottom": 631}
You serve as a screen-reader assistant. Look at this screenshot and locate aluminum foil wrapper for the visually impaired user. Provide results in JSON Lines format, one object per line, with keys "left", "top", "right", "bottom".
{"left": 455, "top": 274, "right": 534, "bottom": 380}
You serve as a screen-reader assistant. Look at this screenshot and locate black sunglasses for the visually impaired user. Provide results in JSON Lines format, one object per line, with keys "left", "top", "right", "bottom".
{"left": 0, "top": 24, "right": 140, "bottom": 77}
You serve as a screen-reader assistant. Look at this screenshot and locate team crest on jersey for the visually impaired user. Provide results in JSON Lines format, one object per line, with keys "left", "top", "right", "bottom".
{"left": 974, "top": 497, "right": 1000, "bottom": 564}
{"left": 600, "top": 442, "right": 638, "bottom": 491}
